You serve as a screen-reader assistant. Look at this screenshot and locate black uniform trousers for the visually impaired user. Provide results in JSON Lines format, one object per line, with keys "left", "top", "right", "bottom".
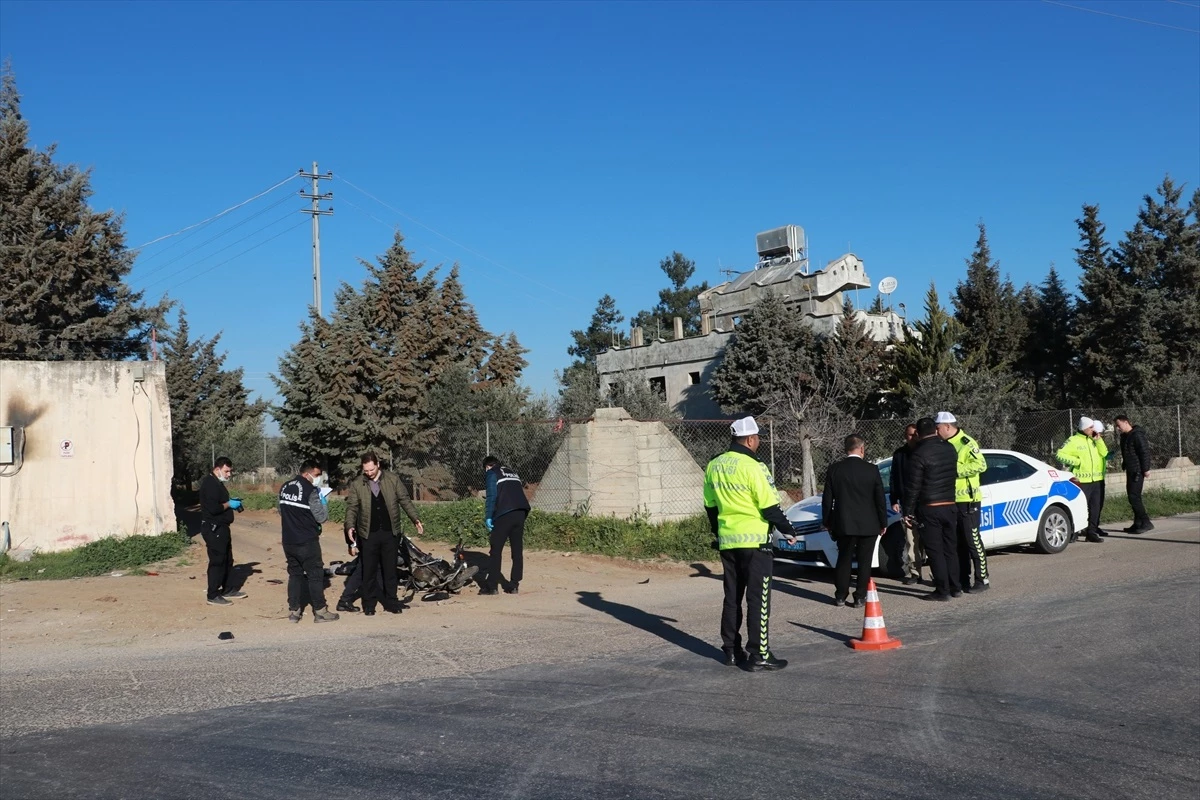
{"left": 201, "top": 523, "right": 234, "bottom": 600}
{"left": 956, "top": 502, "right": 989, "bottom": 586}
{"left": 917, "top": 504, "right": 960, "bottom": 596}
{"left": 1126, "top": 472, "right": 1150, "bottom": 529}
{"left": 720, "top": 545, "right": 773, "bottom": 658}
{"left": 1080, "top": 482, "right": 1104, "bottom": 539}
{"left": 360, "top": 531, "right": 399, "bottom": 612}
{"left": 486, "top": 510, "right": 526, "bottom": 591}
{"left": 834, "top": 534, "right": 878, "bottom": 603}
{"left": 284, "top": 539, "right": 327, "bottom": 611}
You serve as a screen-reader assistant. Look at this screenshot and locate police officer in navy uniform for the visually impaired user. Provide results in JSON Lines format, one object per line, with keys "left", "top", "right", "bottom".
{"left": 278, "top": 459, "right": 339, "bottom": 623}
{"left": 480, "top": 455, "right": 531, "bottom": 595}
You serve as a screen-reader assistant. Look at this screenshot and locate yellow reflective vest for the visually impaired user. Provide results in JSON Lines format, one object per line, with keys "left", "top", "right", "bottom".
{"left": 948, "top": 430, "right": 987, "bottom": 503}
{"left": 1056, "top": 432, "right": 1106, "bottom": 483}
{"left": 703, "top": 450, "right": 778, "bottom": 550}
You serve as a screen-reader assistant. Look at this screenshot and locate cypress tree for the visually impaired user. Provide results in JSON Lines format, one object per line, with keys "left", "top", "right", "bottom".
{"left": 952, "top": 223, "right": 1026, "bottom": 369}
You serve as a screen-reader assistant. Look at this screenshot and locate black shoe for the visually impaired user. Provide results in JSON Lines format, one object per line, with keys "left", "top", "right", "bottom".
{"left": 382, "top": 604, "right": 403, "bottom": 614}
{"left": 961, "top": 583, "right": 972, "bottom": 593}
{"left": 1097, "top": 529, "right": 1110, "bottom": 537}
{"left": 747, "top": 652, "right": 788, "bottom": 671}
{"left": 479, "top": 587, "right": 499, "bottom": 596}
{"left": 336, "top": 599, "right": 360, "bottom": 613}
{"left": 973, "top": 581, "right": 990, "bottom": 592}
{"left": 1086, "top": 534, "right": 1104, "bottom": 543}
{"left": 1123, "top": 525, "right": 1139, "bottom": 533}
{"left": 1132, "top": 522, "right": 1155, "bottom": 534}
{"left": 949, "top": 589, "right": 963, "bottom": 598}
{"left": 504, "top": 583, "right": 520, "bottom": 595}
{"left": 362, "top": 608, "right": 377, "bottom": 616}
{"left": 922, "top": 591, "right": 951, "bottom": 602}
{"left": 722, "top": 647, "right": 748, "bottom": 667}
{"left": 849, "top": 598, "right": 865, "bottom": 609}
{"left": 833, "top": 597, "right": 847, "bottom": 607}
{"left": 902, "top": 575, "right": 921, "bottom": 586}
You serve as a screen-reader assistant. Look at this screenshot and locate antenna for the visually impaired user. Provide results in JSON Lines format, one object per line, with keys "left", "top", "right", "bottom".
{"left": 878, "top": 276, "right": 898, "bottom": 311}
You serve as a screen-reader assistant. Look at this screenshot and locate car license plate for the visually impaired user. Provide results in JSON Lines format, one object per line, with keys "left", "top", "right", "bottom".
{"left": 777, "top": 538, "right": 805, "bottom": 552}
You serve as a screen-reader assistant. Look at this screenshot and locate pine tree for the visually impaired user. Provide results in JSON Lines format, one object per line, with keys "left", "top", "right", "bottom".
{"left": 952, "top": 223, "right": 1027, "bottom": 369}
{"left": 709, "top": 293, "right": 815, "bottom": 417}
{"left": 1021, "top": 266, "right": 1075, "bottom": 408}
{"left": 817, "top": 302, "right": 888, "bottom": 418}
{"left": 631, "top": 251, "right": 710, "bottom": 337}
{"left": 0, "top": 64, "right": 169, "bottom": 359}
{"left": 891, "top": 283, "right": 964, "bottom": 402}
{"left": 1072, "top": 204, "right": 1140, "bottom": 405}
{"left": 567, "top": 294, "right": 624, "bottom": 369}
{"left": 161, "top": 308, "right": 266, "bottom": 484}
{"left": 481, "top": 333, "right": 529, "bottom": 386}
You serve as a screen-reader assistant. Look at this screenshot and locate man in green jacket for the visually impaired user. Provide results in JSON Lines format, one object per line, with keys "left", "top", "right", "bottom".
{"left": 344, "top": 452, "right": 424, "bottom": 615}
{"left": 936, "top": 412, "right": 990, "bottom": 592}
{"left": 1057, "top": 417, "right": 1105, "bottom": 544}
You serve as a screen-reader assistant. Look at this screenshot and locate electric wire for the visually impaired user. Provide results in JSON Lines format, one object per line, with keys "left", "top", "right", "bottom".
{"left": 1041, "top": 0, "right": 1200, "bottom": 33}
{"left": 336, "top": 174, "right": 578, "bottom": 300}
{"left": 142, "top": 211, "right": 304, "bottom": 291}
{"left": 155, "top": 220, "right": 308, "bottom": 293}
{"left": 133, "top": 174, "right": 300, "bottom": 250}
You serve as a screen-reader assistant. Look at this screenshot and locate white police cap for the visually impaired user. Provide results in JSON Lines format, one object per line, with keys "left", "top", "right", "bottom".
{"left": 730, "top": 416, "right": 759, "bottom": 437}
{"left": 935, "top": 411, "right": 956, "bottom": 424}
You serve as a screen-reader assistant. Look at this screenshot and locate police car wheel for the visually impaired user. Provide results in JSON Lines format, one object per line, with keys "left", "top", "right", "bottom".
{"left": 1035, "top": 505, "right": 1071, "bottom": 554}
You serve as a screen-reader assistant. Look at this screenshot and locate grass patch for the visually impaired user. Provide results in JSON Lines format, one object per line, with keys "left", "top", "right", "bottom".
{"left": 1100, "top": 490, "right": 1200, "bottom": 524}
{"left": 0, "top": 530, "right": 191, "bottom": 581}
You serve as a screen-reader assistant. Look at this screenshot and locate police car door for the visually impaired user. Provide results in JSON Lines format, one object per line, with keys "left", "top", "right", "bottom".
{"left": 979, "top": 453, "right": 1042, "bottom": 549}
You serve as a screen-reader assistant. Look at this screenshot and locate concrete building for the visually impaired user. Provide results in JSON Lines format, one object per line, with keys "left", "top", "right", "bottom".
{"left": 0, "top": 361, "right": 174, "bottom": 557}
{"left": 532, "top": 407, "right": 706, "bottom": 522}
{"left": 596, "top": 225, "right": 907, "bottom": 418}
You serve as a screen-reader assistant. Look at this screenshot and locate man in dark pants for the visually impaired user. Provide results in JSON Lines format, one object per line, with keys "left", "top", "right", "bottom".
{"left": 336, "top": 557, "right": 385, "bottom": 612}
{"left": 279, "top": 459, "right": 338, "bottom": 623}
{"left": 704, "top": 416, "right": 796, "bottom": 671}
{"left": 480, "top": 456, "right": 531, "bottom": 595}
{"left": 902, "top": 418, "right": 961, "bottom": 601}
{"left": 824, "top": 434, "right": 888, "bottom": 608}
{"left": 1056, "top": 417, "right": 1106, "bottom": 544}
{"left": 197, "top": 456, "right": 244, "bottom": 606}
{"left": 936, "top": 411, "right": 990, "bottom": 592}
{"left": 344, "top": 452, "right": 424, "bottom": 615}
{"left": 890, "top": 423, "right": 922, "bottom": 585}
{"left": 1115, "top": 415, "right": 1154, "bottom": 534}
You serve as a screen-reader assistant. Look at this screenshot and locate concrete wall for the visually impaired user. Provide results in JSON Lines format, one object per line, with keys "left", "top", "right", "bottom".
{"left": 533, "top": 408, "right": 707, "bottom": 522}
{"left": 596, "top": 332, "right": 732, "bottom": 419}
{"left": 1103, "top": 459, "right": 1199, "bottom": 497}
{"left": 0, "top": 361, "right": 174, "bottom": 555}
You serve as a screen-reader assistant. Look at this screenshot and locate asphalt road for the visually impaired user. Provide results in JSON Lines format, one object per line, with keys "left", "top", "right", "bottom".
{"left": 3, "top": 515, "right": 1198, "bottom": 800}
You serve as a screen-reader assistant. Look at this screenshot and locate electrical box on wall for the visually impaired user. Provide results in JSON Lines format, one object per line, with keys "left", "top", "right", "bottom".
{"left": 0, "top": 427, "right": 14, "bottom": 465}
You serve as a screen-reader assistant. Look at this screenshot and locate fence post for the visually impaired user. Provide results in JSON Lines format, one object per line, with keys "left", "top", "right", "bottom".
{"left": 1179, "top": 405, "right": 1184, "bottom": 458}
{"left": 1066, "top": 408, "right": 1073, "bottom": 435}
{"left": 485, "top": 421, "right": 491, "bottom": 457}
{"left": 769, "top": 418, "right": 776, "bottom": 481}
{"left": 211, "top": 443, "right": 215, "bottom": 468}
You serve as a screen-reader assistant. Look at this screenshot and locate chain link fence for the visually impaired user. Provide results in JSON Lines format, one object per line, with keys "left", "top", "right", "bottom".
{"left": 476, "top": 405, "right": 1198, "bottom": 517}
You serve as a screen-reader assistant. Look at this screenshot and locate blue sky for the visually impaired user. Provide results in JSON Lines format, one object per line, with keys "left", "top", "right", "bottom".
{"left": 3, "top": 0, "right": 1198, "bottom": 422}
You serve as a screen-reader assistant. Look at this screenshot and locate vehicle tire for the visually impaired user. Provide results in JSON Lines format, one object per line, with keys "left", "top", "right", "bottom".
{"left": 1035, "top": 504, "right": 1072, "bottom": 554}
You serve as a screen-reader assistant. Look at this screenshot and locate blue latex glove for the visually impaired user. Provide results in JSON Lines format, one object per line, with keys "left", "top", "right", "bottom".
{"left": 229, "top": 498, "right": 243, "bottom": 511}
{"left": 319, "top": 493, "right": 328, "bottom": 505}
{"left": 485, "top": 518, "right": 493, "bottom": 532}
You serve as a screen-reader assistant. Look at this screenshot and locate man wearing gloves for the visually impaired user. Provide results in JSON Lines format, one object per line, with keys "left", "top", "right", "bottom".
{"left": 197, "top": 457, "right": 244, "bottom": 606}
{"left": 704, "top": 416, "right": 795, "bottom": 671}
{"left": 279, "top": 459, "right": 338, "bottom": 623}
{"left": 1056, "top": 417, "right": 1105, "bottom": 544}
{"left": 480, "top": 456, "right": 531, "bottom": 595}
{"left": 936, "top": 411, "right": 990, "bottom": 591}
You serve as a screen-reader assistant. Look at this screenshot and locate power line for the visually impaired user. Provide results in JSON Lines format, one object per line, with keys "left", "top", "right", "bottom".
{"left": 159, "top": 220, "right": 308, "bottom": 293}
{"left": 1041, "top": 0, "right": 1200, "bottom": 33}
{"left": 133, "top": 174, "right": 300, "bottom": 250}
{"left": 134, "top": 192, "right": 295, "bottom": 280}
{"left": 336, "top": 174, "right": 578, "bottom": 300}
{"left": 141, "top": 211, "right": 303, "bottom": 291}
{"left": 1165, "top": 1, "right": 1200, "bottom": 10}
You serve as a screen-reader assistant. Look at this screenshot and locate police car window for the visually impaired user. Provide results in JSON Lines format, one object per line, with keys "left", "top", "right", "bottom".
{"left": 980, "top": 454, "right": 1037, "bottom": 486}
{"left": 875, "top": 459, "right": 892, "bottom": 489}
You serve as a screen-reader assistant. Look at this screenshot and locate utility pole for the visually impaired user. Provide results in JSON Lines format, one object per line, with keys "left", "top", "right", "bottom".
{"left": 298, "top": 162, "right": 333, "bottom": 317}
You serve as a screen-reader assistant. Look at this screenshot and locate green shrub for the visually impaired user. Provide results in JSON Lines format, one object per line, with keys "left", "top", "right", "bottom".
{"left": 0, "top": 530, "right": 191, "bottom": 581}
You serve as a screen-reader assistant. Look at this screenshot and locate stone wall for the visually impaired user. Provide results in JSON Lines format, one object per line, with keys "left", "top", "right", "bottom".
{"left": 1103, "top": 458, "right": 1199, "bottom": 497}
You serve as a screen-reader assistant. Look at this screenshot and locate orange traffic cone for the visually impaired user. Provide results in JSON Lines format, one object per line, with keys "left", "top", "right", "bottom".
{"left": 849, "top": 578, "right": 902, "bottom": 651}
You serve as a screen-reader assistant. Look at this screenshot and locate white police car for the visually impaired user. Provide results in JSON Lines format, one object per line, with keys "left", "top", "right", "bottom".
{"left": 771, "top": 449, "right": 1089, "bottom": 574}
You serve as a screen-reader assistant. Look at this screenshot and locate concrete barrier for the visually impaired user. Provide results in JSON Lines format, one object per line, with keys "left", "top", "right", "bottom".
{"left": 1104, "top": 458, "right": 1199, "bottom": 497}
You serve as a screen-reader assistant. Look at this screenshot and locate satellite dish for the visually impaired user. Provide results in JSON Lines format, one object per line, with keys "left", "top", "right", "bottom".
{"left": 878, "top": 276, "right": 898, "bottom": 294}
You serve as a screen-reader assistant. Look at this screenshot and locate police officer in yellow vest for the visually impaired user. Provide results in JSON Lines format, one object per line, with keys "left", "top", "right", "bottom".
{"left": 935, "top": 412, "right": 990, "bottom": 591}
{"left": 703, "top": 416, "right": 795, "bottom": 672}
{"left": 1057, "top": 416, "right": 1106, "bottom": 544}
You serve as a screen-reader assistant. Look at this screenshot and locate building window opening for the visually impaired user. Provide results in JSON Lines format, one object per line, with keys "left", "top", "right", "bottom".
{"left": 688, "top": 371, "right": 700, "bottom": 385}
{"left": 649, "top": 376, "right": 666, "bottom": 399}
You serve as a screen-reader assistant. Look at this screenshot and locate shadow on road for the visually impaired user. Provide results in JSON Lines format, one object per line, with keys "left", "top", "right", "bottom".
{"left": 576, "top": 591, "right": 724, "bottom": 664}
{"left": 226, "top": 561, "right": 262, "bottom": 593}
{"left": 789, "top": 621, "right": 854, "bottom": 644}
{"left": 1106, "top": 535, "right": 1197, "bottom": 545}
{"left": 770, "top": 579, "right": 833, "bottom": 605}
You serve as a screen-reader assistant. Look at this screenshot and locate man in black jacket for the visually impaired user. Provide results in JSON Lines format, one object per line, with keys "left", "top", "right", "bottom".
{"left": 902, "top": 418, "right": 961, "bottom": 601}
{"left": 279, "top": 459, "right": 338, "bottom": 623}
{"left": 890, "top": 423, "right": 922, "bottom": 585}
{"left": 480, "top": 455, "right": 532, "bottom": 595}
{"left": 823, "top": 434, "right": 888, "bottom": 608}
{"left": 198, "top": 457, "right": 244, "bottom": 606}
{"left": 1115, "top": 415, "right": 1154, "bottom": 534}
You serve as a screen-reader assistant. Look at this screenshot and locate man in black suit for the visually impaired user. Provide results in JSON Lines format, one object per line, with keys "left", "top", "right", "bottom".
{"left": 823, "top": 434, "right": 888, "bottom": 608}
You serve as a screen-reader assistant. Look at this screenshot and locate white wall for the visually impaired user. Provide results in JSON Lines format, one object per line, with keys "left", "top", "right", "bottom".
{"left": 0, "top": 361, "right": 174, "bottom": 555}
